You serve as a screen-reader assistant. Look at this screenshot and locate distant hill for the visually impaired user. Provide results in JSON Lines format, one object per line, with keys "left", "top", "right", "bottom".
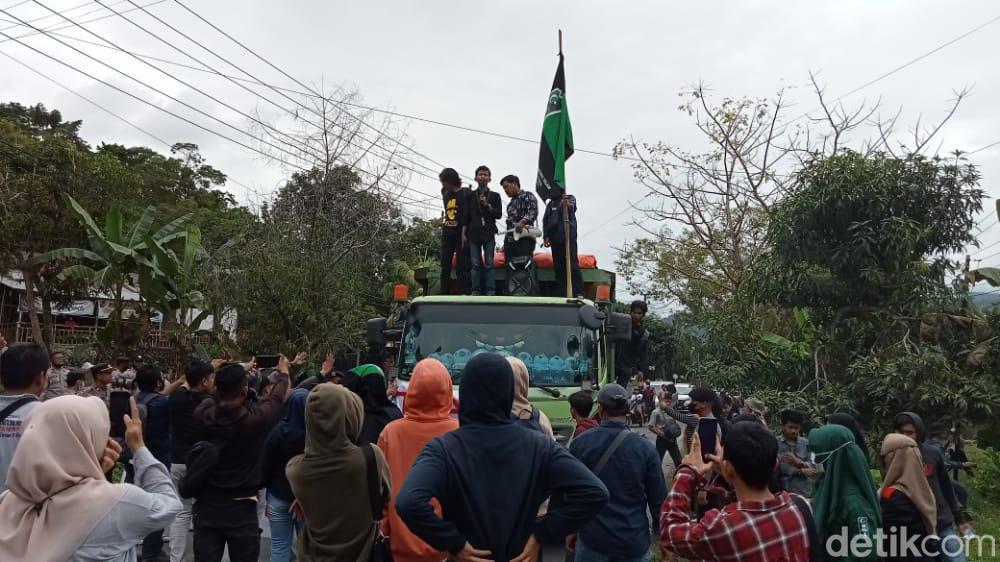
{"left": 971, "top": 291, "right": 1000, "bottom": 310}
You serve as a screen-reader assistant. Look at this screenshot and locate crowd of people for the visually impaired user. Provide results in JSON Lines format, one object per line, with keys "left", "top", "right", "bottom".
{"left": 0, "top": 335, "right": 984, "bottom": 562}
{"left": 436, "top": 166, "right": 583, "bottom": 298}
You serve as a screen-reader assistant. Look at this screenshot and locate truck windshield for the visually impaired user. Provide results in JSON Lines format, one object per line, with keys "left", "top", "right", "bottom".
{"left": 400, "top": 303, "right": 593, "bottom": 386}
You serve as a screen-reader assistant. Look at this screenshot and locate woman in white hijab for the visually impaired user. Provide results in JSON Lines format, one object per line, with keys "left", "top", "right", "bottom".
{"left": 0, "top": 395, "right": 181, "bottom": 562}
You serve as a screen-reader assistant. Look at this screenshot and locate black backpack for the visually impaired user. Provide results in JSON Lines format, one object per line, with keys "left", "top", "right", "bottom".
{"left": 179, "top": 438, "right": 226, "bottom": 499}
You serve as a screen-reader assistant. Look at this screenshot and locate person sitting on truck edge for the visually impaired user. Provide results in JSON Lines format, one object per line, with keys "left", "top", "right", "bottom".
{"left": 467, "top": 165, "right": 503, "bottom": 296}
{"left": 438, "top": 167, "right": 471, "bottom": 295}
{"left": 542, "top": 192, "right": 584, "bottom": 298}
{"left": 615, "top": 300, "right": 650, "bottom": 387}
{"left": 501, "top": 174, "right": 539, "bottom": 263}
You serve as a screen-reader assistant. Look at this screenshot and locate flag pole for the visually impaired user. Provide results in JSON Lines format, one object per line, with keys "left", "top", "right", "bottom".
{"left": 559, "top": 30, "right": 573, "bottom": 298}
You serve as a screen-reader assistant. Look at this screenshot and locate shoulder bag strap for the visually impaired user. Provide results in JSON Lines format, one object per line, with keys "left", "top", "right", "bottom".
{"left": 791, "top": 495, "right": 822, "bottom": 562}
{"left": 0, "top": 396, "right": 38, "bottom": 425}
{"left": 592, "top": 428, "right": 632, "bottom": 475}
{"left": 362, "top": 444, "right": 384, "bottom": 522}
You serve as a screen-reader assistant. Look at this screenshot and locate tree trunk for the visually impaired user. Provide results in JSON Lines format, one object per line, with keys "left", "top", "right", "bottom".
{"left": 113, "top": 281, "right": 124, "bottom": 354}
{"left": 21, "top": 268, "right": 45, "bottom": 349}
{"left": 39, "top": 282, "right": 54, "bottom": 348}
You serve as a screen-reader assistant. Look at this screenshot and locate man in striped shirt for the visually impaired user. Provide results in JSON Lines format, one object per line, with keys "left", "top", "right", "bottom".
{"left": 660, "top": 422, "right": 814, "bottom": 562}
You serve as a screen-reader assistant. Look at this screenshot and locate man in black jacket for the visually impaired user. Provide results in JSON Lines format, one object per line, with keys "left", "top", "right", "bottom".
{"left": 166, "top": 359, "right": 214, "bottom": 562}
{"left": 466, "top": 165, "right": 503, "bottom": 296}
{"left": 543, "top": 193, "right": 584, "bottom": 298}
{"left": 439, "top": 167, "right": 472, "bottom": 295}
{"left": 396, "top": 353, "right": 608, "bottom": 562}
{"left": 615, "top": 300, "right": 650, "bottom": 387}
{"left": 893, "top": 411, "right": 968, "bottom": 562}
{"left": 192, "top": 358, "right": 290, "bottom": 562}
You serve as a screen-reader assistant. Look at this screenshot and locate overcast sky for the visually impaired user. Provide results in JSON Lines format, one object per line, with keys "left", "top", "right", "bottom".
{"left": 2, "top": 0, "right": 998, "bottom": 303}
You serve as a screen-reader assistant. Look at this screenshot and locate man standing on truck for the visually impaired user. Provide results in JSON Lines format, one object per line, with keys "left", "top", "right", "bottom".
{"left": 543, "top": 193, "right": 584, "bottom": 298}
{"left": 615, "top": 300, "right": 650, "bottom": 387}
{"left": 501, "top": 174, "right": 540, "bottom": 296}
{"left": 439, "top": 168, "right": 471, "bottom": 295}
{"left": 466, "top": 165, "right": 503, "bottom": 296}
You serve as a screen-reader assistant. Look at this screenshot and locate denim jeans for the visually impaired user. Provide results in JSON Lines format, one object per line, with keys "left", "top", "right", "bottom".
{"left": 470, "top": 238, "right": 496, "bottom": 294}
{"left": 267, "top": 492, "right": 302, "bottom": 562}
{"left": 574, "top": 538, "right": 651, "bottom": 562}
{"left": 168, "top": 464, "right": 193, "bottom": 562}
{"left": 937, "top": 523, "right": 967, "bottom": 562}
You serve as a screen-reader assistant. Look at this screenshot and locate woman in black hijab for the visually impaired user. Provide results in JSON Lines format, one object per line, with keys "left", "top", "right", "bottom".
{"left": 825, "top": 412, "right": 868, "bottom": 456}
{"left": 396, "top": 353, "right": 608, "bottom": 562}
{"left": 348, "top": 364, "right": 402, "bottom": 445}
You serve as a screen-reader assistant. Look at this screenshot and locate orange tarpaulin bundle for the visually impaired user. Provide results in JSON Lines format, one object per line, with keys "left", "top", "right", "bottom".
{"left": 453, "top": 251, "right": 597, "bottom": 269}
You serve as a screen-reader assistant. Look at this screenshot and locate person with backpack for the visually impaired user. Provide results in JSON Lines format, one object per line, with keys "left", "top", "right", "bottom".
{"left": 0, "top": 343, "right": 47, "bottom": 493}
{"left": 568, "top": 383, "right": 666, "bottom": 561}
{"left": 508, "top": 356, "right": 554, "bottom": 438}
{"left": 648, "top": 393, "right": 683, "bottom": 466}
{"left": 287, "top": 382, "right": 392, "bottom": 561}
{"left": 187, "top": 357, "right": 291, "bottom": 562}
{"left": 396, "top": 353, "right": 608, "bottom": 562}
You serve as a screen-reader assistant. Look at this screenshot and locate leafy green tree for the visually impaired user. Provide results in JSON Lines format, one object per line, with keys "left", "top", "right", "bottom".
{"left": 0, "top": 104, "right": 136, "bottom": 345}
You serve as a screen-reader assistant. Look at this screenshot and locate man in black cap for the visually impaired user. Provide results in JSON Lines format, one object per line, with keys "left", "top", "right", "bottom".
{"left": 439, "top": 168, "right": 472, "bottom": 295}
{"left": 568, "top": 384, "right": 666, "bottom": 561}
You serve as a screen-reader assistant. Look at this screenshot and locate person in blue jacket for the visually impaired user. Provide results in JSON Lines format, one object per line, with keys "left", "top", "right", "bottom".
{"left": 396, "top": 352, "right": 608, "bottom": 562}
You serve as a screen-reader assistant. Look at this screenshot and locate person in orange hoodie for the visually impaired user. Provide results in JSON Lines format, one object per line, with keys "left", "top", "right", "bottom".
{"left": 377, "top": 358, "right": 459, "bottom": 562}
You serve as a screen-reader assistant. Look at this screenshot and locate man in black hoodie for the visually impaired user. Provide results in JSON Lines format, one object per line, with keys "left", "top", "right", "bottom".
{"left": 396, "top": 352, "right": 608, "bottom": 562}
{"left": 192, "top": 358, "right": 291, "bottom": 562}
{"left": 893, "top": 411, "right": 967, "bottom": 562}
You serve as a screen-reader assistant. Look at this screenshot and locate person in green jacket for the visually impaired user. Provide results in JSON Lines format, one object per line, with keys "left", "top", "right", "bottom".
{"left": 809, "top": 424, "right": 882, "bottom": 562}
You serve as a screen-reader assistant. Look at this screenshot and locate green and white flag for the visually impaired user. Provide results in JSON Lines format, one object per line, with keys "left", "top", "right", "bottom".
{"left": 536, "top": 53, "right": 574, "bottom": 202}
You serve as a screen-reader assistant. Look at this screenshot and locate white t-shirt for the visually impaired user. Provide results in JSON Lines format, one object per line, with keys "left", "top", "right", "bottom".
{"left": 0, "top": 394, "right": 41, "bottom": 493}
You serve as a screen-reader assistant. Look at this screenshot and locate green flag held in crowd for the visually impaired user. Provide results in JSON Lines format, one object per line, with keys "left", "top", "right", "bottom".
{"left": 535, "top": 52, "right": 574, "bottom": 201}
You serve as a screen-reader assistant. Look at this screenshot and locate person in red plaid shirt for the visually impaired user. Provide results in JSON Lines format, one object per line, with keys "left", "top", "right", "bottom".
{"left": 660, "top": 422, "right": 814, "bottom": 562}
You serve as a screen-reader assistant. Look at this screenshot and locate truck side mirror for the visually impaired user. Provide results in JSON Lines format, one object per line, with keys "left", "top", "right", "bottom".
{"left": 366, "top": 317, "right": 388, "bottom": 346}
{"left": 607, "top": 312, "right": 632, "bottom": 344}
{"left": 578, "top": 304, "right": 606, "bottom": 330}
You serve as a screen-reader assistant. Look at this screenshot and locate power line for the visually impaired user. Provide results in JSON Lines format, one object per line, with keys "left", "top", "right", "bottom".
{"left": 787, "top": 13, "right": 1000, "bottom": 126}
{"left": 171, "top": 0, "right": 477, "bottom": 180}
{"left": 89, "top": 0, "right": 446, "bottom": 193}
{"left": 0, "top": 0, "right": 128, "bottom": 31}
{"left": 0, "top": 47, "right": 260, "bottom": 193}
{"left": 0, "top": 0, "right": 167, "bottom": 44}
{"left": 29, "top": 0, "right": 333, "bottom": 167}
{"left": 969, "top": 139, "right": 1000, "bottom": 155}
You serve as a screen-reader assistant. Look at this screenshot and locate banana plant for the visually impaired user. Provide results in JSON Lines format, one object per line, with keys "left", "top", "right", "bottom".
{"left": 141, "top": 223, "right": 211, "bottom": 354}
{"left": 760, "top": 307, "right": 821, "bottom": 361}
{"left": 33, "top": 194, "right": 191, "bottom": 351}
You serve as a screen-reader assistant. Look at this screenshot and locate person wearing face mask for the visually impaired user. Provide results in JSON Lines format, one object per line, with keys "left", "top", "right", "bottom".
{"left": 808, "top": 424, "right": 881, "bottom": 562}
{"left": 42, "top": 350, "right": 71, "bottom": 400}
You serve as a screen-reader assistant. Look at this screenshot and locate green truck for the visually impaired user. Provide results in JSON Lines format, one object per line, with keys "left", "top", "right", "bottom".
{"left": 366, "top": 257, "right": 630, "bottom": 443}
